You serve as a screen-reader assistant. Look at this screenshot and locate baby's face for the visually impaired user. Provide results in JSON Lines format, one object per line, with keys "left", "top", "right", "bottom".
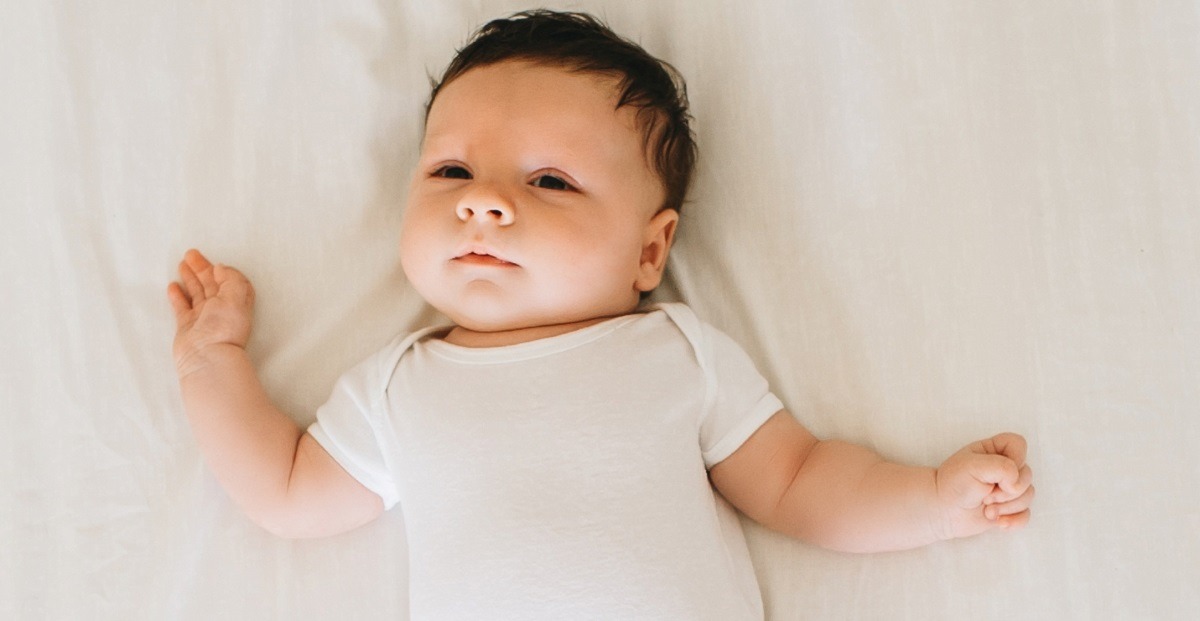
{"left": 400, "top": 61, "right": 675, "bottom": 333}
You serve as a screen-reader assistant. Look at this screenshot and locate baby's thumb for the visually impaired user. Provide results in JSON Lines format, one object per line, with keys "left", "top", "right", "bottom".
{"left": 213, "top": 263, "right": 241, "bottom": 285}
{"left": 967, "top": 453, "right": 1021, "bottom": 497}
{"left": 214, "top": 263, "right": 254, "bottom": 306}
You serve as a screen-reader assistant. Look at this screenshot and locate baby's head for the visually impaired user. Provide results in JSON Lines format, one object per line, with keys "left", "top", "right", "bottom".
{"left": 425, "top": 10, "right": 696, "bottom": 215}
{"left": 400, "top": 10, "right": 697, "bottom": 334}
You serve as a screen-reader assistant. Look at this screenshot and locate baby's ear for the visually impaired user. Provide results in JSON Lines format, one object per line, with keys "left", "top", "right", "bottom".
{"left": 635, "top": 209, "right": 679, "bottom": 292}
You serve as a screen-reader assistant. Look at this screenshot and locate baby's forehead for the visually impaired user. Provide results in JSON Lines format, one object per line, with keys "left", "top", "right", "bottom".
{"left": 429, "top": 62, "right": 627, "bottom": 118}
{"left": 423, "top": 62, "right": 648, "bottom": 154}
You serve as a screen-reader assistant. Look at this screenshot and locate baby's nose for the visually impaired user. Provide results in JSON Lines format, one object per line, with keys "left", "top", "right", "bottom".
{"left": 456, "top": 194, "right": 515, "bottom": 226}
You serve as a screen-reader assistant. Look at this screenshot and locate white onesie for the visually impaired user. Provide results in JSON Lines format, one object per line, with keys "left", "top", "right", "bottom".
{"left": 308, "top": 303, "right": 784, "bottom": 620}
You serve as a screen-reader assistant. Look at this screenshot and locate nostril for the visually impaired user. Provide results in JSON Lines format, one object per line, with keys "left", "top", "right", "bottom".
{"left": 456, "top": 200, "right": 514, "bottom": 225}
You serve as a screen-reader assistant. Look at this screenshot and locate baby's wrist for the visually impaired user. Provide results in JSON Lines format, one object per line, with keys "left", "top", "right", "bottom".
{"left": 928, "top": 467, "right": 958, "bottom": 543}
{"left": 174, "top": 341, "right": 247, "bottom": 380}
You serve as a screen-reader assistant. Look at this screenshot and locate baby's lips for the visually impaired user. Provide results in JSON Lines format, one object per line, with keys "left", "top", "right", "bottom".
{"left": 453, "top": 242, "right": 518, "bottom": 265}
{"left": 455, "top": 252, "right": 517, "bottom": 266}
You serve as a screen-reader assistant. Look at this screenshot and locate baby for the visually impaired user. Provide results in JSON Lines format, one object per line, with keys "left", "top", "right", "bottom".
{"left": 168, "top": 10, "right": 1034, "bottom": 619}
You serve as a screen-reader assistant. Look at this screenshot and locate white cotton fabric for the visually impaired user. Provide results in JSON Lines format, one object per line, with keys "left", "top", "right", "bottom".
{"left": 308, "top": 303, "right": 782, "bottom": 620}
{"left": 9, "top": 2, "right": 1200, "bottom": 619}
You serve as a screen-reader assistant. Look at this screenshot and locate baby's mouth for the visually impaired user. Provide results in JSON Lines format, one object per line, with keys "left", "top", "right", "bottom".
{"left": 453, "top": 251, "right": 517, "bottom": 266}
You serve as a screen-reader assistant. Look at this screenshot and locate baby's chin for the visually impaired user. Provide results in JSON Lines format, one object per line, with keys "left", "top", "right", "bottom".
{"left": 432, "top": 290, "right": 644, "bottom": 337}
{"left": 436, "top": 302, "right": 633, "bottom": 345}
{"left": 439, "top": 304, "right": 545, "bottom": 334}
{"left": 438, "top": 311, "right": 571, "bottom": 348}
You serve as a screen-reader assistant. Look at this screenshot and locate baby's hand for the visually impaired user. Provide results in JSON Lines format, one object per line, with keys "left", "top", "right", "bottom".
{"left": 934, "top": 433, "right": 1035, "bottom": 541}
{"left": 167, "top": 249, "right": 255, "bottom": 377}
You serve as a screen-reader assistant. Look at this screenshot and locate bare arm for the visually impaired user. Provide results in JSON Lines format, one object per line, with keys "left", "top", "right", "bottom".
{"left": 169, "top": 249, "right": 382, "bottom": 538}
{"left": 709, "top": 410, "right": 1035, "bottom": 553}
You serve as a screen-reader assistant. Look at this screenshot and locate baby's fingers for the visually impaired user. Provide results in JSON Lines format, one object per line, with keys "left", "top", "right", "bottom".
{"left": 965, "top": 453, "right": 1022, "bottom": 497}
{"left": 166, "top": 282, "right": 192, "bottom": 318}
{"left": 987, "top": 464, "right": 1034, "bottom": 504}
{"left": 983, "top": 432, "right": 1028, "bottom": 468}
{"left": 183, "top": 249, "right": 219, "bottom": 298}
{"left": 178, "top": 258, "right": 206, "bottom": 304}
{"left": 213, "top": 263, "right": 255, "bottom": 308}
{"left": 985, "top": 484, "right": 1036, "bottom": 529}
{"left": 998, "top": 509, "right": 1032, "bottom": 531}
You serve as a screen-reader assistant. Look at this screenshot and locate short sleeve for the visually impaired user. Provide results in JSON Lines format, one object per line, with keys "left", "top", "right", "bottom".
{"left": 696, "top": 323, "right": 785, "bottom": 468}
{"left": 307, "top": 342, "right": 403, "bottom": 510}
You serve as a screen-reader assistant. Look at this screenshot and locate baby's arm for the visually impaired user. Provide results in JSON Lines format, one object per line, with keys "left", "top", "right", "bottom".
{"left": 168, "top": 249, "right": 383, "bottom": 538}
{"left": 709, "top": 411, "right": 1034, "bottom": 553}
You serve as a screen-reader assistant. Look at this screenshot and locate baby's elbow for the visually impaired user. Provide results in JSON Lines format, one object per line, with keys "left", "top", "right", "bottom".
{"left": 251, "top": 502, "right": 381, "bottom": 540}
{"left": 245, "top": 507, "right": 296, "bottom": 539}
{"left": 259, "top": 519, "right": 307, "bottom": 540}
{"left": 256, "top": 516, "right": 330, "bottom": 540}
{"left": 242, "top": 502, "right": 315, "bottom": 539}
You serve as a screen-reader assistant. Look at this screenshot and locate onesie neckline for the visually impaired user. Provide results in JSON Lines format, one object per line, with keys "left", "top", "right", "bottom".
{"left": 420, "top": 308, "right": 661, "bottom": 364}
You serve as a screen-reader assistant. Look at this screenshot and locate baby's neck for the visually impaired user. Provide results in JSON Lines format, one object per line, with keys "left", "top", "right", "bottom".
{"left": 442, "top": 315, "right": 625, "bottom": 348}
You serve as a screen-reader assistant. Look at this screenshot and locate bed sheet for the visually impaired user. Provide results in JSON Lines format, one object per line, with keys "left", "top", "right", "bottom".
{"left": 3, "top": 1, "right": 1198, "bottom": 618}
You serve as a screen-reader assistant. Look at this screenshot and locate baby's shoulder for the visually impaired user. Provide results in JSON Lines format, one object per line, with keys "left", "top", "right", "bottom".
{"left": 644, "top": 302, "right": 732, "bottom": 360}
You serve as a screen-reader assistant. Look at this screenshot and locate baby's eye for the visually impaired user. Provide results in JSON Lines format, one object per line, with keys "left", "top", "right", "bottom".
{"left": 532, "top": 174, "right": 573, "bottom": 191}
{"left": 432, "top": 165, "right": 472, "bottom": 180}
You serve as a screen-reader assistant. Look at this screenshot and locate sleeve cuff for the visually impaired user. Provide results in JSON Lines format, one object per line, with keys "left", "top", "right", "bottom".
{"left": 701, "top": 394, "right": 785, "bottom": 468}
{"left": 307, "top": 421, "right": 400, "bottom": 510}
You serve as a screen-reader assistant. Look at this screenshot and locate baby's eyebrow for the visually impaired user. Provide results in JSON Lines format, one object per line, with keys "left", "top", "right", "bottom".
{"left": 418, "top": 134, "right": 450, "bottom": 152}
{"left": 418, "top": 127, "right": 464, "bottom": 150}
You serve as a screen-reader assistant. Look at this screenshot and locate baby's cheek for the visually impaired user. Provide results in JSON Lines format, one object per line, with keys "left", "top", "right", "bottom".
{"left": 399, "top": 234, "right": 441, "bottom": 297}
{"left": 568, "top": 251, "right": 638, "bottom": 303}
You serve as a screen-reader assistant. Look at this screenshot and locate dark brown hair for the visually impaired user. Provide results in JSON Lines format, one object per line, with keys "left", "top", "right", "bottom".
{"left": 425, "top": 9, "right": 697, "bottom": 213}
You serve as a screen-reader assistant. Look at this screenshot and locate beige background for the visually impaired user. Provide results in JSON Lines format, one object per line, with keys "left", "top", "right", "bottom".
{"left": 3, "top": 1, "right": 1197, "bottom": 618}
